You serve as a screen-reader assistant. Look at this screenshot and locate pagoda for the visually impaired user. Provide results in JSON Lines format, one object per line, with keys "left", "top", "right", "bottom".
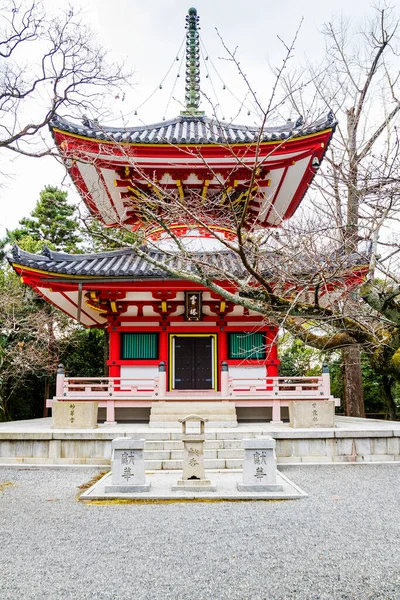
{"left": 8, "top": 8, "right": 352, "bottom": 424}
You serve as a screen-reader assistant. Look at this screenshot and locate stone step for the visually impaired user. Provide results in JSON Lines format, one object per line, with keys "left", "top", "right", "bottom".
{"left": 217, "top": 448, "right": 243, "bottom": 459}
{"left": 156, "top": 458, "right": 227, "bottom": 470}
{"left": 144, "top": 439, "right": 243, "bottom": 451}
{"left": 149, "top": 402, "right": 238, "bottom": 428}
{"left": 144, "top": 448, "right": 244, "bottom": 461}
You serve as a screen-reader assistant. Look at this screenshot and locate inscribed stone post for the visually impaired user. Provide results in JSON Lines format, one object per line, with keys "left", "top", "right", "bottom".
{"left": 237, "top": 438, "right": 283, "bottom": 492}
{"left": 104, "top": 437, "right": 150, "bottom": 493}
{"left": 172, "top": 414, "right": 216, "bottom": 491}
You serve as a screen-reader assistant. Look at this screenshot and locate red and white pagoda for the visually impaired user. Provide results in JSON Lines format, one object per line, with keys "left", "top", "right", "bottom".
{"left": 9, "top": 8, "right": 360, "bottom": 424}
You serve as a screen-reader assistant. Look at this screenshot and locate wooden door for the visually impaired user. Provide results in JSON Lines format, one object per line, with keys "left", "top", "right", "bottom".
{"left": 174, "top": 336, "right": 213, "bottom": 390}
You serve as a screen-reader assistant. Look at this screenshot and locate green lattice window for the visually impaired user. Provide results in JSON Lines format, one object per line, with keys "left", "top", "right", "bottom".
{"left": 228, "top": 332, "right": 265, "bottom": 360}
{"left": 121, "top": 333, "right": 158, "bottom": 359}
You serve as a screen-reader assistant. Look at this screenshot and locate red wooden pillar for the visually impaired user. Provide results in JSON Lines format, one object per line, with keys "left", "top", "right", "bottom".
{"left": 108, "top": 328, "right": 121, "bottom": 378}
{"left": 159, "top": 329, "right": 169, "bottom": 390}
{"left": 266, "top": 327, "right": 279, "bottom": 377}
{"left": 218, "top": 329, "right": 228, "bottom": 391}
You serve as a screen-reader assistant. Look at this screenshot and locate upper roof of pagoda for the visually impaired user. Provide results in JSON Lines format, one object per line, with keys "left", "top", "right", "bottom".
{"left": 49, "top": 111, "right": 336, "bottom": 230}
{"left": 48, "top": 8, "right": 337, "bottom": 232}
{"left": 50, "top": 112, "right": 334, "bottom": 146}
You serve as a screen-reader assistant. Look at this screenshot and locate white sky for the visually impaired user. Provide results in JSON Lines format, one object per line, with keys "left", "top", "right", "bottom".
{"left": 0, "top": 0, "right": 385, "bottom": 235}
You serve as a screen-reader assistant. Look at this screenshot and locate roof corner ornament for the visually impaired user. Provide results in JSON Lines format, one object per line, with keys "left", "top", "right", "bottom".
{"left": 295, "top": 115, "right": 304, "bottom": 128}
{"left": 11, "top": 243, "right": 20, "bottom": 260}
{"left": 180, "top": 7, "right": 205, "bottom": 118}
{"left": 42, "top": 245, "right": 52, "bottom": 258}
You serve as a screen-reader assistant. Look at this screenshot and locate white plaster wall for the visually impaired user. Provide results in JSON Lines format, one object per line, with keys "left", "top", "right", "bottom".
{"left": 229, "top": 365, "right": 266, "bottom": 387}
{"left": 120, "top": 366, "right": 158, "bottom": 388}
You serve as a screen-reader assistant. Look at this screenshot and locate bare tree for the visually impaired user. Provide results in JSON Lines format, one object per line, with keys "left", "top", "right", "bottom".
{"left": 0, "top": 0, "right": 130, "bottom": 160}
{"left": 0, "top": 272, "right": 72, "bottom": 420}
{"left": 276, "top": 4, "right": 400, "bottom": 416}
{"left": 16, "top": 5, "right": 399, "bottom": 418}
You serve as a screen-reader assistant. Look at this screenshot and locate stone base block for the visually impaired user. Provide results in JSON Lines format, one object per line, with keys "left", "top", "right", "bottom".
{"left": 171, "top": 479, "right": 216, "bottom": 492}
{"left": 288, "top": 400, "right": 335, "bottom": 428}
{"left": 237, "top": 482, "right": 284, "bottom": 492}
{"left": 104, "top": 483, "right": 151, "bottom": 493}
{"left": 52, "top": 402, "right": 98, "bottom": 429}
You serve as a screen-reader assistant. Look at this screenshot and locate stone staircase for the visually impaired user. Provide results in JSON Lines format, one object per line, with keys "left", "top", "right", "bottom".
{"left": 149, "top": 401, "right": 238, "bottom": 428}
{"left": 144, "top": 437, "right": 245, "bottom": 470}
{"left": 146, "top": 402, "right": 242, "bottom": 469}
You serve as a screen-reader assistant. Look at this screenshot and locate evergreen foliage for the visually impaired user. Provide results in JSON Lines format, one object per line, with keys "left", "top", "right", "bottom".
{"left": 279, "top": 336, "right": 399, "bottom": 419}
{"left": 8, "top": 186, "right": 82, "bottom": 253}
{"left": 0, "top": 187, "right": 104, "bottom": 421}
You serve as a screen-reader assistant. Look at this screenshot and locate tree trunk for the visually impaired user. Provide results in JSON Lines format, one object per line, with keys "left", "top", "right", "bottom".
{"left": 382, "top": 375, "right": 397, "bottom": 421}
{"left": 43, "top": 378, "right": 50, "bottom": 418}
{"left": 0, "top": 388, "right": 12, "bottom": 422}
{"left": 342, "top": 345, "right": 365, "bottom": 417}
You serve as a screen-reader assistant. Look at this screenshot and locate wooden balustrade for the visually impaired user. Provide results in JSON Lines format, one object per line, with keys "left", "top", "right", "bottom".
{"left": 228, "top": 376, "right": 326, "bottom": 397}
{"left": 57, "top": 375, "right": 327, "bottom": 399}
{"left": 60, "top": 376, "right": 159, "bottom": 397}
{"left": 52, "top": 370, "right": 334, "bottom": 424}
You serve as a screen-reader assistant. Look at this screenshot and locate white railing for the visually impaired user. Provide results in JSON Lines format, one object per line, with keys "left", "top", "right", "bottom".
{"left": 53, "top": 366, "right": 332, "bottom": 423}
{"left": 228, "top": 376, "right": 327, "bottom": 397}
{"left": 60, "top": 377, "right": 159, "bottom": 397}
{"left": 56, "top": 374, "right": 330, "bottom": 399}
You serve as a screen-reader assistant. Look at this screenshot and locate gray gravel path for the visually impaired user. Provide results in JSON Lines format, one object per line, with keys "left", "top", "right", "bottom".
{"left": 1, "top": 465, "right": 399, "bottom": 600}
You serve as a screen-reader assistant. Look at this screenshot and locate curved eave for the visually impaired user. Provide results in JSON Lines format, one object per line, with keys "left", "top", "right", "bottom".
{"left": 51, "top": 125, "right": 335, "bottom": 229}
{"left": 12, "top": 264, "right": 107, "bottom": 327}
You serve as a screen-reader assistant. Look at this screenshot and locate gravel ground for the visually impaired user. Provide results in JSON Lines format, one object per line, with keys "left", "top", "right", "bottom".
{"left": 1, "top": 465, "right": 400, "bottom": 600}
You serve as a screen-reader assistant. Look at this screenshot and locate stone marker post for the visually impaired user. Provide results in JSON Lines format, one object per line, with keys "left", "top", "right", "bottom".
{"left": 52, "top": 401, "right": 98, "bottom": 429}
{"left": 104, "top": 437, "right": 150, "bottom": 493}
{"left": 288, "top": 400, "right": 335, "bottom": 428}
{"left": 237, "top": 438, "right": 283, "bottom": 492}
{"left": 171, "top": 414, "right": 216, "bottom": 491}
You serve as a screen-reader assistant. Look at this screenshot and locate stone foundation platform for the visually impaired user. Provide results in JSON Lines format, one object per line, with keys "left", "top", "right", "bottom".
{"left": 0, "top": 417, "right": 399, "bottom": 467}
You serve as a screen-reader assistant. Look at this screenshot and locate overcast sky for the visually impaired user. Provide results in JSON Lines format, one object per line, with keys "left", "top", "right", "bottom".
{"left": 0, "top": 0, "right": 385, "bottom": 235}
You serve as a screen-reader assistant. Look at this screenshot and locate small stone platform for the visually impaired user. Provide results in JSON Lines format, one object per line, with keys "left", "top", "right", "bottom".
{"left": 79, "top": 469, "right": 307, "bottom": 501}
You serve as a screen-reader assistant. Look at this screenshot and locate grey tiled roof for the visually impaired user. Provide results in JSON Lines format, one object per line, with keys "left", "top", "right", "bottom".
{"left": 9, "top": 243, "right": 369, "bottom": 281}
{"left": 9, "top": 245, "right": 246, "bottom": 279}
{"left": 50, "top": 112, "right": 336, "bottom": 145}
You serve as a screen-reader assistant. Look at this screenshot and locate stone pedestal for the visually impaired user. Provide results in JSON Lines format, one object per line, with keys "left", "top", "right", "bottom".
{"left": 172, "top": 415, "right": 216, "bottom": 491}
{"left": 288, "top": 400, "right": 335, "bottom": 428}
{"left": 237, "top": 438, "right": 283, "bottom": 492}
{"left": 52, "top": 401, "right": 98, "bottom": 429}
{"left": 105, "top": 438, "right": 150, "bottom": 493}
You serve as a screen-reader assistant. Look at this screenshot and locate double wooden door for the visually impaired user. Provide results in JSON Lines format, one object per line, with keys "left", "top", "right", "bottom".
{"left": 173, "top": 336, "right": 213, "bottom": 390}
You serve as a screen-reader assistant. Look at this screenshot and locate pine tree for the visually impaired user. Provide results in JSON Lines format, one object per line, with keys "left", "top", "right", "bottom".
{"left": 11, "top": 186, "right": 82, "bottom": 252}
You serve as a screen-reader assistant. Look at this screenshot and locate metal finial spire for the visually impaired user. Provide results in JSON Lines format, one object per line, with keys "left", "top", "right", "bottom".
{"left": 181, "top": 7, "right": 205, "bottom": 117}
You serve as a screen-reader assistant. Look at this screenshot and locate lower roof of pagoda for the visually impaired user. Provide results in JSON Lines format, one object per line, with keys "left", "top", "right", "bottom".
{"left": 50, "top": 113, "right": 336, "bottom": 229}
{"left": 9, "top": 244, "right": 369, "bottom": 328}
